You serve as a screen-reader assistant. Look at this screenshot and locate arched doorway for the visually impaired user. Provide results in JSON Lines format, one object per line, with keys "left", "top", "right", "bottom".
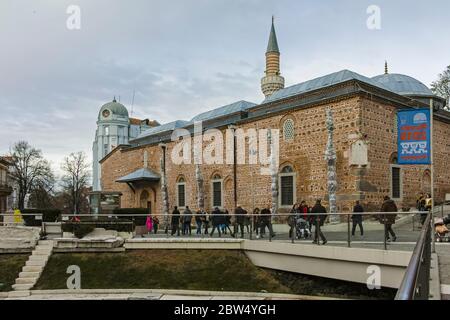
{"left": 422, "top": 170, "right": 431, "bottom": 194}
{"left": 140, "top": 190, "right": 151, "bottom": 213}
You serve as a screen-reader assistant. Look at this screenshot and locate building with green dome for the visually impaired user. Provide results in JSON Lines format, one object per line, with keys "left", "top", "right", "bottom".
{"left": 92, "top": 98, "right": 159, "bottom": 191}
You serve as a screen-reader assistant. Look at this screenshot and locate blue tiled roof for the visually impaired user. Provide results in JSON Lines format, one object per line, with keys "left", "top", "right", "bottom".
{"left": 262, "top": 69, "right": 391, "bottom": 103}
{"left": 116, "top": 168, "right": 161, "bottom": 183}
{"left": 133, "top": 120, "right": 189, "bottom": 140}
{"left": 190, "top": 100, "right": 257, "bottom": 122}
{"left": 371, "top": 73, "right": 433, "bottom": 96}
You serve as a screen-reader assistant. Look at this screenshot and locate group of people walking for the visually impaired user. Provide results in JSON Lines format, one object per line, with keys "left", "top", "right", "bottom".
{"left": 142, "top": 194, "right": 402, "bottom": 244}
{"left": 169, "top": 204, "right": 276, "bottom": 239}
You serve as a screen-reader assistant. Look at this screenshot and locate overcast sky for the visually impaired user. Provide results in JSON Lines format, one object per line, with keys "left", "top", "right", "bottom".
{"left": 1, "top": 0, "right": 449, "bottom": 176}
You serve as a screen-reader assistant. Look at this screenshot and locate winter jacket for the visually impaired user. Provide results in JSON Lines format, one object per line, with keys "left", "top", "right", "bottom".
{"left": 310, "top": 204, "right": 327, "bottom": 226}
{"left": 195, "top": 211, "right": 203, "bottom": 223}
{"left": 351, "top": 204, "right": 364, "bottom": 222}
{"left": 171, "top": 209, "right": 180, "bottom": 224}
{"left": 299, "top": 206, "right": 309, "bottom": 221}
{"left": 260, "top": 208, "right": 272, "bottom": 223}
{"left": 379, "top": 200, "right": 398, "bottom": 225}
{"left": 235, "top": 207, "right": 247, "bottom": 224}
{"left": 211, "top": 208, "right": 222, "bottom": 226}
{"left": 145, "top": 216, "right": 153, "bottom": 232}
{"left": 183, "top": 209, "right": 193, "bottom": 224}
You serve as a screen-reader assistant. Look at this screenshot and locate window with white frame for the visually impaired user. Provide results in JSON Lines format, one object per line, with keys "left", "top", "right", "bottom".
{"left": 176, "top": 177, "right": 186, "bottom": 208}
{"left": 279, "top": 165, "right": 296, "bottom": 207}
{"left": 211, "top": 174, "right": 223, "bottom": 208}
{"left": 283, "top": 119, "right": 295, "bottom": 141}
{"left": 104, "top": 125, "right": 109, "bottom": 136}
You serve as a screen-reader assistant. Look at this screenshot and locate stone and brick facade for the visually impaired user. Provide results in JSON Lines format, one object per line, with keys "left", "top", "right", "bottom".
{"left": 97, "top": 20, "right": 450, "bottom": 216}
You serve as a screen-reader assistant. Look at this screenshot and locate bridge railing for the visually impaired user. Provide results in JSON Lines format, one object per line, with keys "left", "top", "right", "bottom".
{"left": 395, "top": 210, "right": 432, "bottom": 300}
{"left": 0, "top": 210, "right": 426, "bottom": 250}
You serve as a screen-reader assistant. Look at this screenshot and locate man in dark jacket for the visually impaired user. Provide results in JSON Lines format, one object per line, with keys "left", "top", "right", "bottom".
{"left": 234, "top": 205, "right": 247, "bottom": 238}
{"left": 171, "top": 206, "right": 181, "bottom": 236}
{"left": 351, "top": 201, "right": 364, "bottom": 237}
{"left": 195, "top": 209, "right": 204, "bottom": 235}
{"left": 209, "top": 207, "right": 222, "bottom": 237}
{"left": 182, "top": 206, "right": 193, "bottom": 236}
{"left": 380, "top": 196, "right": 397, "bottom": 242}
{"left": 259, "top": 204, "right": 275, "bottom": 238}
{"left": 310, "top": 199, "right": 327, "bottom": 245}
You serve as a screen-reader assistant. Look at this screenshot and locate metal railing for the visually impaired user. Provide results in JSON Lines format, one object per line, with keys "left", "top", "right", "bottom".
{"left": 395, "top": 210, "right": 432, "bottom": 300}
{"left": 0, "top": 211, "right": 422, "bottom": 250}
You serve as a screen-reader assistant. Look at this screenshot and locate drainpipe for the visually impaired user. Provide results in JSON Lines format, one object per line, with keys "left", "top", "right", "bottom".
{"left": 159, "top": 143, "right": 169, "bottom": 233}
{"left": 229, "top": 125, "right": 238, "bottom": 208}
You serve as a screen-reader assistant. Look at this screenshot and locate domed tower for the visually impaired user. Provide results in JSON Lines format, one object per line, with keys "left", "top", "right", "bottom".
{"left": 92, "top": 98, "right": 158, "bottom": 191}
{"left": 261, "top": 17, "right": 285, "bottom": 98}
{"left": 92, "top": 98, "right": 130, "bottom": 191}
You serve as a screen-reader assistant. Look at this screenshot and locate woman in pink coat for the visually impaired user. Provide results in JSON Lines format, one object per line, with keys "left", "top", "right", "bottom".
{"left": 145, "top": 215, "right": 153, "bottom": 234}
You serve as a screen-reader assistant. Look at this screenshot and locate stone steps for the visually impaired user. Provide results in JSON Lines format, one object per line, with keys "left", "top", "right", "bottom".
{"left": 22, "top": 265, "right": 43, "bottom": 273}
{"left": 15, "top": 277, "right": 37, "bottom": 285}
{"left": 32, "top": 249, "right": 52, "bottom": 256}
{"left": 12, "top": 240, "right": 54, "bottom": 292}
{"left": 19, "top": 271, "right": 40, "bottom": 278}
{"left": 12, "top": 283, "right": 34, "bottom": 291}
{"left": 25, "top": 259, "right": 47, "bottom": 267}
{"left": 35, "top": 245, "right": 53, "bottom": 251}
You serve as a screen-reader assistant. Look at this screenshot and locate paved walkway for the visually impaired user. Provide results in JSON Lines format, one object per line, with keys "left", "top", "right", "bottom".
{"left": 436, "top": 244, "right": 450, "bottom": 300}
{"left": 140, "top": 216, "right": 421, "bottom": 251}
{"left": 2, "top": 289, "right": 331, "bottom": 300}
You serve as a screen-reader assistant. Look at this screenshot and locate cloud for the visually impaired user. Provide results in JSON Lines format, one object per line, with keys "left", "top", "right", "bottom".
{"left": 0, "top": 0, "right": 449, "bottom": 179}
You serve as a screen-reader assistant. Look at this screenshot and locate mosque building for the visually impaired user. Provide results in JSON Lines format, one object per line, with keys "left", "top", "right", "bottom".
{"left": 93, "top": 19, "right": 449, "bottom": 215}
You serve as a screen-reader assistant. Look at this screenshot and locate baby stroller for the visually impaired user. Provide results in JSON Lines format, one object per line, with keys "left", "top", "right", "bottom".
{"left": 295, "top": 216, "right": 311, "bottom": 239}
{"left": 435, "top": 217, "right": 450, "bottom": 242}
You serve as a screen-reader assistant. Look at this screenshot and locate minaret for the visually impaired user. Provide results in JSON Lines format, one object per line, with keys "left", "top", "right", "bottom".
{"left": 261, "top": 16, "right": 285, "bottom": 98}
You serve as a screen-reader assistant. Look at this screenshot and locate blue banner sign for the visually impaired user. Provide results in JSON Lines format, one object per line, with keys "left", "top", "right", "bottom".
{"left": 397, "top": 108, "right": 431, "bottom": 165}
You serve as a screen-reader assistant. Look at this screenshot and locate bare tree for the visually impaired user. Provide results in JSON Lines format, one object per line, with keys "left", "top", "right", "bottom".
{"left": 61, "top": 151, "right": 90, "bottom": 215}
{"left": 28, "top": 173, "right": 56, "bottom": 209}
{"left": 10, "top": 141, "right": 54, "bottom": 210}
{"left": 431, "top": 65, "right": 450, "bottom": 110}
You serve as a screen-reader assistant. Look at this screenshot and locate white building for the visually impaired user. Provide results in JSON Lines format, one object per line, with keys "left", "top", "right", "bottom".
{"left": 92, "top": 98, "right": 158, "bottom": 191}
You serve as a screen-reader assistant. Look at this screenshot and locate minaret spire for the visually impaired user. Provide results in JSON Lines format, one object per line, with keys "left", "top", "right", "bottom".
{"left": 261, "top": 17, "right": 285, "bottom": 98}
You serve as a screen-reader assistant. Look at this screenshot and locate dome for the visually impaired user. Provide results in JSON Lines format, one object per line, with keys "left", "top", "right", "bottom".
{"left": 98, "top": 99, "right": 129, "bottom": 121}
{"left": 371, "top": 73, "right": 433, "bottom": 97}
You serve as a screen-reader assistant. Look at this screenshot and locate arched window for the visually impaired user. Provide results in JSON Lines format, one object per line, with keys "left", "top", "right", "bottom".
{"left": 389, "top": 152, "right": 402, "bottom": 200}
{"left": 283, "top": 119, "right": 295, "bottom": 141}
{"left": 176, "top": 176, "right": 186, "bottom": 208}
{"left": 211, "top": 174, "right": 223, "bottom": 208}
{"left": 422, "top": 170, "right": 431, "bottom": 194}
{"left": 279, "top": 165, "right": 296, "bottom": 207}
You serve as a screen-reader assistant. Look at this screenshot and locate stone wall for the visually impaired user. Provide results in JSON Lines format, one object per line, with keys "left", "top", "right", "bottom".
{"left": 100, "top": 94, "right": 450, "bottom": 215}
{"left": 101, "top": 97, "right": 361, "bottom": 215}
{"left": 359, "top": 97, "right": 450, "bottom": 210}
